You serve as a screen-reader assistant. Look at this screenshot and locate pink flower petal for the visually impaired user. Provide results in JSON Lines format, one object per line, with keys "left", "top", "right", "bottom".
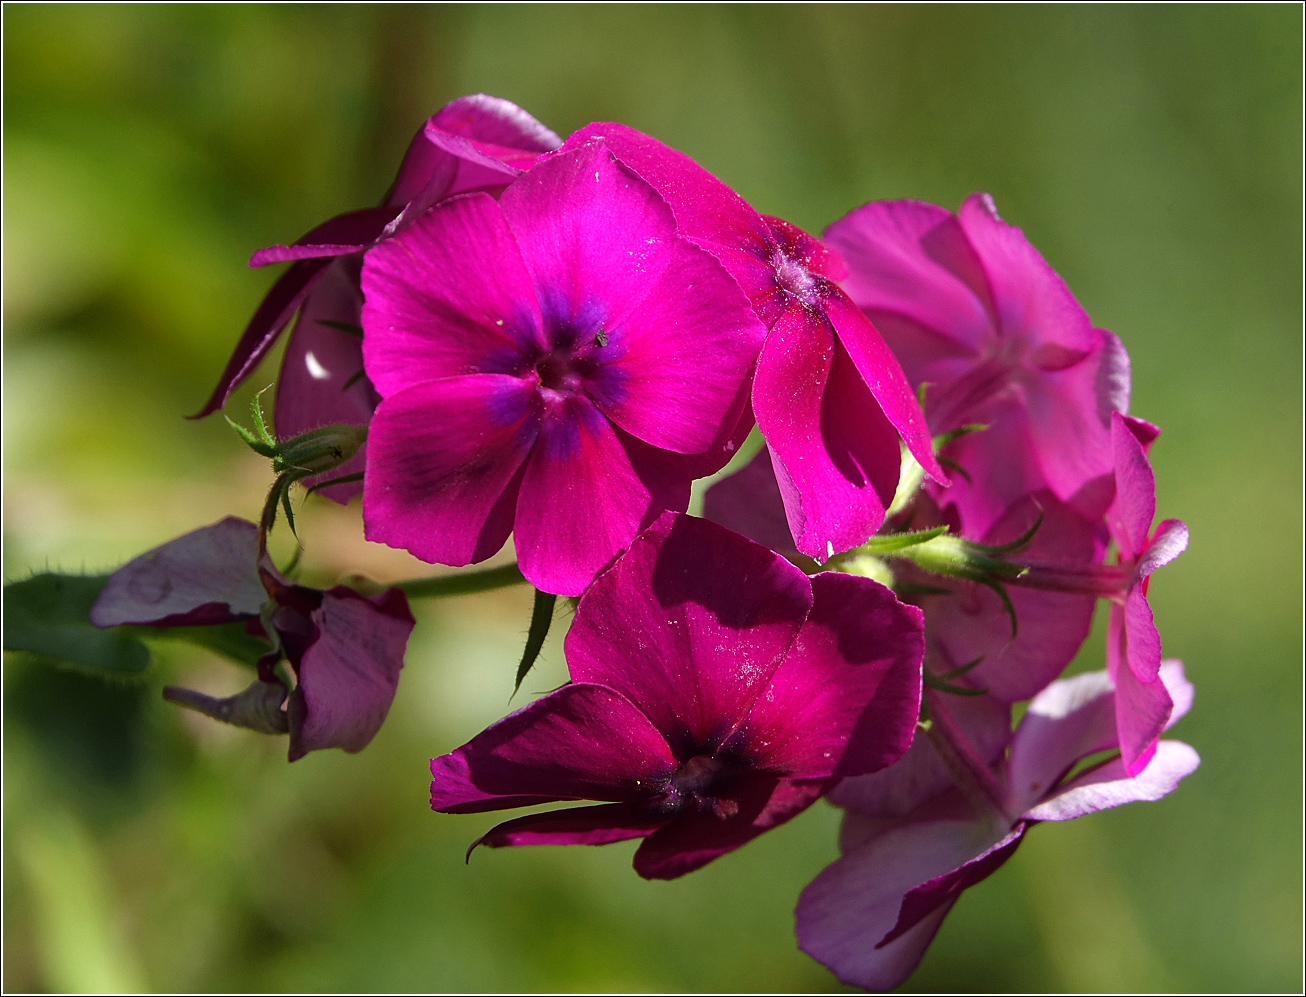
{"left": 824, "top": 198, "right": 994, "bottom": 354}
{"left": 1138, "top": 519, "right": 1189, "bottom": 580}
{"left": 824, "top": 291, "right": 945, "bottom": 484}
{"left": 592, "top": 239, "right": 766, "bottom": 454}
{"left": 363, "top": 374, "right": 541, "bottom": 567}
{"left": 1025, "top": 740, "right": 1200, "bottom": 821}
{"left": 287, "top": 586, "right": 414, "bottom": 760}
{"left": 737, "top": 572, "right": 922, "bottom": 779}
{"left": 91, "top": 517, "right": 265, "bottom": 628}
{"left": 498, "top": 140, "right": 678, "bottom": 332}
{"left": 957, "top": 193, "right": 1096, "bottom": 363}
{"left": 566, "top": 513, "right": 813, "bottom": 755}
{"left": 361, "top": 191, "right": 544, "bottom": 398}
{"left": 1107, "top": 602, "right": 1174, "bottom": 775}
{"left": 753, "top": 307, "right": 901, "bottom": 560}
{"left": 1107, "top": 411, "right": 1157, "bottom": 559}
{"left": 429, "top": 684, "right": 677, "bottom": 813}
{"left": 511, "top": 395, "right": 690, "bottom": 596}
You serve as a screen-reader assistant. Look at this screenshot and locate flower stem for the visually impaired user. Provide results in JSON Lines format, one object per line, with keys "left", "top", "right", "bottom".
{"left": 396, "top": 563, "right": 526, "bottom": 599}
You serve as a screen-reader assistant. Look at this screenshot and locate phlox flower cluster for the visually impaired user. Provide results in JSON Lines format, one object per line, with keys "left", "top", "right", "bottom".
{"left": 86, "top": 94, "right": 1196, "bottom": 990}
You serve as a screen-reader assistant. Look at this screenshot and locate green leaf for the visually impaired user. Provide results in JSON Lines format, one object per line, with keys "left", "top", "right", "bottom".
{"left": 141, "top": 622, "right": 271, "bottom": 669}
{"left": 3, "top": 574, "right": 149, "bottom": 676}
{"left": 514, "top": 588, "right": 557, "bottom": 693}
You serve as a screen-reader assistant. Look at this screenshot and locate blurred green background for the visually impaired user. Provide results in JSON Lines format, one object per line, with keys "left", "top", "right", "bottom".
{"left": 3, "top": 4, "right": 1300, "bottom": 992}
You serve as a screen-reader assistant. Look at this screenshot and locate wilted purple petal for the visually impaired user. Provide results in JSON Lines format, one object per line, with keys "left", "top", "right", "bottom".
{"left": 287, "top": 586, "right": 414, "bottom": 760}
{"left": 473, "top": 803, "right": 662, "bottom": 849}
{"left": 566, "top": 513, "right": 812, "bottom": 756}
{"left": 364, "top": 375, "right": 541, "bottom": 567}
{"left": 430, "top": 684, "right": 677, "bottom": 813}
{"left": 91, "top": 517, "right": 265, "bottom": 628}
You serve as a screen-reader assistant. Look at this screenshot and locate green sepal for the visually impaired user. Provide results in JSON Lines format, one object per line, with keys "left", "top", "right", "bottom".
{"left": 923, "top": 670, "right": 990, "bottom": 697}
{"left": 860, "top": 525, "right": 949, "bottom": 555}
{"left": 397, "top": 563, "right": 526, "bottom": 599}
{"left": 514, "top": 588, "right": 558, "bottom": 693}
{"left": 972, "top": 509, "right": 1044, "bottom": 555}
{"left": 306, "top": 472, "right": 365, "bottom": 497}
{"left": 317, "top": 319, "right": 364, "bottom": 338}
{"left": 937, "top": 456, "right": 972, "bottom": 486}
{"left": 939, "top": 655, "right": 985, "bottom": 680}
{"left": 225, "top": 416, "right": 277, "bottom": 458}
{"left": 341, "top": 369, "right": 367, "bottom": 392}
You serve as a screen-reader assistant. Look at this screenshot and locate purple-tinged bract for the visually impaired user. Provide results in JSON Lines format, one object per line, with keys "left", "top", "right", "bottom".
{"left": 428, "top": 513, "right": 925, "bottom": 879}
{"left": 561, "top": 123, "right": 945, "bottom": 562}
{"left": 196, "top": 95, "right": 562, "bottom": 502}
{"left": 796, "top": 663, "right": 1198, "bottom": 991}
{"left": 360, "top": 140, "right": 767, "bottom": 596}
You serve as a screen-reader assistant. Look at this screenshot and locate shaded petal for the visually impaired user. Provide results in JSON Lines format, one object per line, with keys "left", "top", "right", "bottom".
{"left": 737, "top": 572, "right": 922, "bottom": 779}
{"left": 499, "top": 140, "right": 677, "bottom": 331}
{"left": 274, "top": 257, "right": 378, "bottom": 503}
{"left": 1124, "top": 585, "right": 1163, "bottom": 683}
{"left": 91, "top": 517, "right": 264, "bottom": 628}
{"left": 795, "top": 818, "right": 1013, "bottom": 991}
{"left": 957, "top": 193, "right": 1096, "bottom": 362}
{"left": 919, "top": 492, "right": 1100, "bottom": 702}
{"left": 363, "top": 375, "right": 540, "bottom": 566}
{"left": 593, "top": 239, "right": 766, "bottom": 454}
{"left": 1007, "top": 669, "right": 1117, "bottom": 815}
{"left": 754, "top": 307, "right": 901, "bottom": 560}
{"left": 702, "top": 447, "right": 798, "bottom": 557}
{"left": 1025, "top": 740, "right": 1200, "bottom": 821}
{"left": 429, "top": 684, "right": 677, "bottom": 813}
{"left": 428, "top": 94, "right": 563, "bottom": 162}
{"left": 191, "top": 258, "right": 329, "bottom": 419}
{"left": 633, "top": 776, "right": 827, "bottom": 880}
{"left": 361, "top": 191, "right": 544, "bottom": 397}
{"left": 1107, "top": 411, "right": 1156, "bottom": 558}
{"left": 287, "top": 586, "right": 414, "bottom": 759}
{"left": 512, "top": 395, "right": 690, "bottom": 596}
{"left": 823, "top": 198, "right": 994, "bottom": 353}
{"left": 829, "top": 693, "right": 1010, "bottom": 819}
{"left": 472, "top": 803, "right": 662, "bottom": 850}
{"left": 1096, "top": 329, "right": 1132, "bottom": 419}
{"left": 249, "top": 207, "right": 396, "bottom": 266}
{"left": 1159, "top": 659, "right": 1195, "bottom": 727}
{"left": 824, "top": 291, "right": 945, "bottom": 483}
{"left": 566, "top": 513, "right": 812, "bottom": 757}
{"left": 1107, "top": 602, "right": 1173, "bottom": 775}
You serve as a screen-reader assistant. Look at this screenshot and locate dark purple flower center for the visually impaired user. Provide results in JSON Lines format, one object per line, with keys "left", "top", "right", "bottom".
{"left": 645, "top": 752, "right": 745, "bottom": 820}
{"left": 532, "top": 337, "right": 601, "bottom": 396}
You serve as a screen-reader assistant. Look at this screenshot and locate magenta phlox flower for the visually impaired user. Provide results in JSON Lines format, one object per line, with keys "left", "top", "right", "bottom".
{"left": 91, "top": 517, "right": 415, "bottom": 760}
{"left": 826, "top": 194, "right": 1130, "bottom": 537}
{"left": 428, "top": 513, "right": 925, "bottom": 879}
{"left": 360, "top": 139, "right": 767, "bottom": 596}
{"left": 795, "top": 663, "right": 1198, "bottom": 991}
{"left": 1104, "top": 412, "right": 1188, "bottom": 774}
{"left": 559, "top": 123, "right": 946, "bottom": 561}
{"left": 194, "top": 95, "right": 562, "bottom": 502}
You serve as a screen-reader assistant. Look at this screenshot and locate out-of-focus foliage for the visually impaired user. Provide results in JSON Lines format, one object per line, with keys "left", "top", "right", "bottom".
{"left": 3, "top": 5, "right": 1300, "bottom": 992}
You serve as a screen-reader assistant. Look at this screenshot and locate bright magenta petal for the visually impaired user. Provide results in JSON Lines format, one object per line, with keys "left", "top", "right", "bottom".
{"left": 429, "top": 684, "right": 676, "bottom": 813}
{"left": 566, "top": 513, "right": 812, "bottom": 755}
{"left": 498, "top": 140, "right": 677, "bottom": 332}
{"left": 363, "top": 375, "right": 540, "bottom": 566}
{"left": 361, "top": 192, "right": 543, "bottom": 397}
{"left": 512, "top": 395, "right": 689, "bottom": 596}
{"left": 754, "top": 308, "right": 900, "bottom": 560}
{"left": 1107, "top": 602, "right": 1173, "bottom": 774}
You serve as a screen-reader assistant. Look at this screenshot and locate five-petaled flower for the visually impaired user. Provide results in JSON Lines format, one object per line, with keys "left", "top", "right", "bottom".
{"left": 360, "top": 138, "right": 766, "bottom": 596}
{"left": 428, "top": 513, "right": 925, "bottom": 879}
{"left": 196, "top": 95, "right": 562, "bottom": 502}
